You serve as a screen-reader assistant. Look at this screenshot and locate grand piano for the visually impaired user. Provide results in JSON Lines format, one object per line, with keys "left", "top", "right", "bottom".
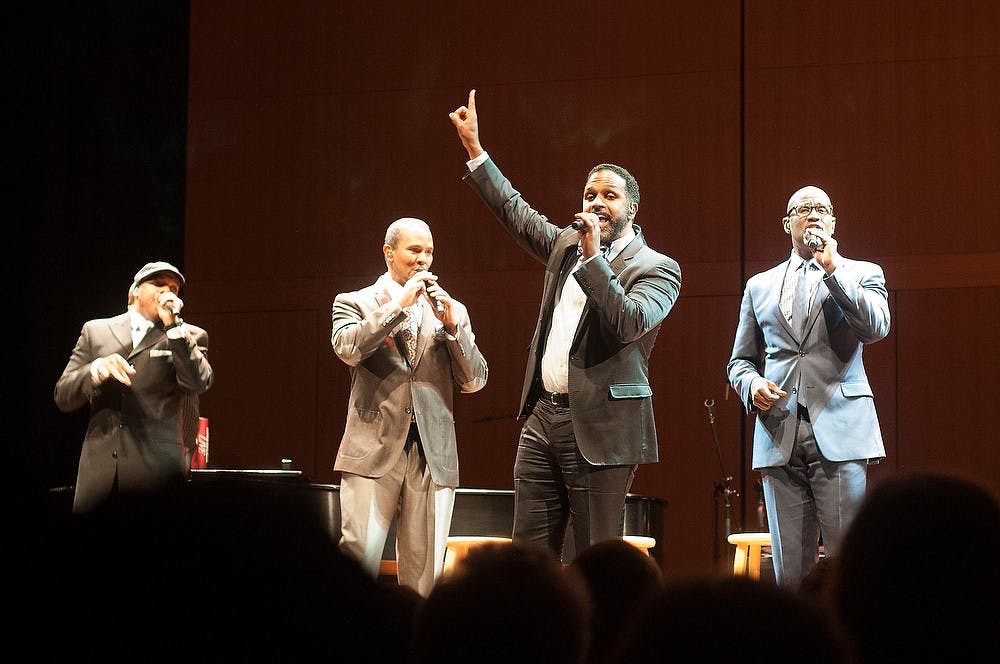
{"left": 189, "top": 469, "right": 667, "bottom": 566}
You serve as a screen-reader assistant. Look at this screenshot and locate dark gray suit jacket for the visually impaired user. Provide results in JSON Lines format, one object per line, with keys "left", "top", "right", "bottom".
{"left": 55, "top": 312, "right": 214, "bottom": 513}
{"left": 464, "top": 157, "right": 681, "bottom": 465}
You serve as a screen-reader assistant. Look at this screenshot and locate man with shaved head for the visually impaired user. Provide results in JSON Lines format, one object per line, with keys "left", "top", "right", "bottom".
{"left": 727, "top": 186, "right": 890, "bottom": 588}
{"left": 332, "top": 217, "right": 488, "bottom": 596}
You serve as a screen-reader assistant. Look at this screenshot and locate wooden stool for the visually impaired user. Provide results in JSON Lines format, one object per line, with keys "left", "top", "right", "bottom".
{"left": 622, "top": 535, "right": 657, "bottom": 556}
{"left": 727, "top": 532, "right": 771, "bottom": 579}
{"left": 443, "top": 536, "right": 512, "bottom": 574}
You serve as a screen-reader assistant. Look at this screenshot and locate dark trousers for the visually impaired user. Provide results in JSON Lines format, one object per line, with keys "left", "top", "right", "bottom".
{"left": 512, "top": 397, "right": 636, "bottom": 561}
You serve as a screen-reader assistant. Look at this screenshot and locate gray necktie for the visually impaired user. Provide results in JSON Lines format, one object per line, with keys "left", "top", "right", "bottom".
{"left": 792, "top": 261, "right": 811, "bottom": 336}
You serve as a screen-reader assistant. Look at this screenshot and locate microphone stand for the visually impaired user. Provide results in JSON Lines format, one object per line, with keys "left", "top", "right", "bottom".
{"left": 705, "top": 399, "right": 738, "bottom": 564}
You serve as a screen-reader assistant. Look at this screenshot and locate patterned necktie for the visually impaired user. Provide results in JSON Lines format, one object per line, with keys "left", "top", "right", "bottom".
{"left": 400, "top": 304, "right": 420, "bottom": 362}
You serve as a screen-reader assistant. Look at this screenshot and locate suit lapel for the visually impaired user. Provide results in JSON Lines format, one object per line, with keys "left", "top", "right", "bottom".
{"left": 129, "top": 326, "right": 165, "bottom": 360}
{"left": 409, "top": 303, "right": 435, "bottom": 370}
{"left": 109, "top": 315, "right": 133, "bottom": 353}
{"left": 774, "top": 260, "right": 799, "bottom": 340}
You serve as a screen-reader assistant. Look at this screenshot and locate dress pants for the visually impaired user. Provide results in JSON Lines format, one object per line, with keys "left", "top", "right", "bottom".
{"left": 339, "top": 425, "right": 455, "bottom": 596}
{"left": 512, "top": 397, "right": 636, "bottom": 560}
{"left": 761, "top": 408, "right": 867, "bottom": 588}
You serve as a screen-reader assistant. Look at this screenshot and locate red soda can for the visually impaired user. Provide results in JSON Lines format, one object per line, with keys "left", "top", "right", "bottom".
{"left": 191, "top": 417, "right": 209, "bottom": 469}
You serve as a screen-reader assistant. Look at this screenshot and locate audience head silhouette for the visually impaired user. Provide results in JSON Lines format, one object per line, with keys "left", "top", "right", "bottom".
{"left": 611, "top": 576, "right": 850, "bottom": 664}
{"left": 833, "top": 472, "right": 1000, "bottom": 663}
{"left": 569, "top": 538, "right": 664, "bottom": 663}
{"left": 10, "top": 478, "right": 393, "bottom": 661}
{"left": 411, "top": 541, "right": 590, "bottom": 664}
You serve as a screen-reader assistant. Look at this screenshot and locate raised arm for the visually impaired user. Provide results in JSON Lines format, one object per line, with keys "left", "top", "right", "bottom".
{"left": 449, "top": 89, "right": 484, "bottom": 160}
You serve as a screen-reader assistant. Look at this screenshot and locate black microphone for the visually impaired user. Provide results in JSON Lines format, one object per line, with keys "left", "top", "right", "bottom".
{"left": 804, "top": 230, "right": 825, "bottom": 251}
{"left": 571, "top": 220, "right": 585, "bottom": 230}
{"left": 416, "top": 269, "right": 445, "bottom": 312}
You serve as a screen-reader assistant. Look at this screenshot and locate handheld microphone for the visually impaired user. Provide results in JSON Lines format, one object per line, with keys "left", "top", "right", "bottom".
{"left": 804, "top": 230, "right": 826, "bottom": 251}
{"left": 570, "top": 220, "right": 585, "bottom": 230}
{"left": 415, "top": 269, "right": 446, "bottom": 312}
{"left": 159, "top": 294, "right": 183, "bottom": 317}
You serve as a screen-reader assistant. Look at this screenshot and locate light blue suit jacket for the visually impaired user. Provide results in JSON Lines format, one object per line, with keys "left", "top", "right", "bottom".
{"left": 727, "top": 255, "right": 890, "bottom": 468}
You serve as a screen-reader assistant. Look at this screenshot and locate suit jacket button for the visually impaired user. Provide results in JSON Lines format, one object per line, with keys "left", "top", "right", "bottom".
{"left": 112, "top": 451, "right": 118, "bottom": 459}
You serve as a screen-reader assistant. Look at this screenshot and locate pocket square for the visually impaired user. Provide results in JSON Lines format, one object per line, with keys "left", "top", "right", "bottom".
{"left": 150, "top": 349, "right": 173, "bottom": 358}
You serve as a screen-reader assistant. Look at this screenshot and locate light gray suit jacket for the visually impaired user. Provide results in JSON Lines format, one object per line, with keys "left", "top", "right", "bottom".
{"left": 332, "top": 273, "right": 488, "bottom": 488}
{"left": 464, "top": 157, "right": 681, "bottom": 466}
{"left": 55, "top": 312, "right": 214, "bottom": 513}
{"left": 727, "top": 256, "right": 890, "bottom": 468}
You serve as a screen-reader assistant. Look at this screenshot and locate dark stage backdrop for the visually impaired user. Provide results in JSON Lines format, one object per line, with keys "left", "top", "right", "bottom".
{"left": 28, "top": 1, "right": 999, "bottom": 577}
{"left": 20, "top": 2, "right": 190, "bottom": 501}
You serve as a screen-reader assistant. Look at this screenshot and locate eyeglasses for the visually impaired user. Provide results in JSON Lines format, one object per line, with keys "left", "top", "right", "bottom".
{"left": 788, "top": 203, "right": 832, "bottom": 217}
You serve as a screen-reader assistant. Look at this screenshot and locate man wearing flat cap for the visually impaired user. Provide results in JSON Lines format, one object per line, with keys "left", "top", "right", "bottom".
{"left": 55, "top": 261, "right": 214, "bottom": 513}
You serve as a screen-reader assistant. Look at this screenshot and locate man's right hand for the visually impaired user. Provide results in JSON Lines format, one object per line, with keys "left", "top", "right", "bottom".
{"left": 449, "top": 89, "right": 484, "bottom": 160}
{"left": 92, "top": 353, "right": 136, "bottom": 387}
{"left": 750, "top": 377, "right": 787, "bottom": 412}
{"left": 397, "top": 271, "right": 439, "bottom": 309}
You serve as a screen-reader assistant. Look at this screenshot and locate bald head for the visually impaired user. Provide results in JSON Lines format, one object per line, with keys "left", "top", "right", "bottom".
{"left": 786, "top": 186, "right": 832, "bottom": 215}
{"left": 385, "top": 217, "right": 431, "bottom": 248}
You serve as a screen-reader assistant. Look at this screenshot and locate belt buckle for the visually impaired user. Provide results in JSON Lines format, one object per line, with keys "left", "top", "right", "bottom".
{"left": 546, "top": 391, "right": 567, "bottom": 407}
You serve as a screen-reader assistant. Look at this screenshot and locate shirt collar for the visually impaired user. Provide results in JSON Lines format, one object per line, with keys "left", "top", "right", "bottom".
{"left": 379, "top": 272, "right": 422, "bottom": 311}
{"left": 606, "top": 226, "right": 636, "bottom": 262}
{"left": 128, "top": 307, "right": 154, "bottom": 331}
{"left": 789, "top": 250, "right": 818, "bottom": 271}
{"left": 579, "top": 226, "right": 636, "bottom": 262}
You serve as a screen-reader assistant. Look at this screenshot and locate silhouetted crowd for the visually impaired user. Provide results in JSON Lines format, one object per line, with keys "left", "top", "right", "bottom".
{"left": 8, "top": 472, "right": 998, "bottom": 663}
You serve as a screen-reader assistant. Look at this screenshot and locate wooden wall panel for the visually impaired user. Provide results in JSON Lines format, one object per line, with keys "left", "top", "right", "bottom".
{"left": 895, "top": 287, "right": 1000, "bottom": 493}
{"left": 184, "top": 0, "right": 1000, "bottom": 574}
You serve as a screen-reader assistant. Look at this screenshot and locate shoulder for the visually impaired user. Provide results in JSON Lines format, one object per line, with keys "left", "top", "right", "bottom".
{"left": 635, "top": 244, "right": 678, "bottom": 269}
{"left": 335, "top": 278, "right": 383, "bottom": 303}
{"left": 184, "top": 322, "right": 210, "bottom": 338}
{"left": 746, "top": 262, "right": 787, "bottom": 288}
{"left": 82, "top": 312, "right": 128, "bottom": 331}
{"left": 629, "top": 227, "right": 677, "bottom": 268}
{"left": 836, "top": 256, "right": 883, "bottom": 274}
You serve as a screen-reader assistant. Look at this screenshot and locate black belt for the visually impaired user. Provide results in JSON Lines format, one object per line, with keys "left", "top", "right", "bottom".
{"left": 540, "top": 390, "right": 570, "bottom": 408}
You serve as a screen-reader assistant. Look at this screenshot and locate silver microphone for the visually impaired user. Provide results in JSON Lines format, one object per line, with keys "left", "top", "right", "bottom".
{"left": 159, "top": 294, "right": 183, "bottom": 317}
{"left": 804, "top": 230, "right": 826, "bottom": 251}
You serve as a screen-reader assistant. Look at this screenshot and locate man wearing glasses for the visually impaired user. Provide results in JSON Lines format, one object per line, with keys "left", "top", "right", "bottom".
{"left": 727, "top": 186, "right": 890, "bottom": 588}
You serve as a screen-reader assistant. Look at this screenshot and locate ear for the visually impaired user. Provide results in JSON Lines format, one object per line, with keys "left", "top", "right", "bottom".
{"left": 782, "top": 217, "right": 791, "bottom": 234}
{"left": 628, "top": 201, "right": 639, "bottom": 221}
{"left": 829, "top": 216, "right": 836, "bottom": 235}
{"left": 383, "top": 244, "right": 393, "bottom": 260}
